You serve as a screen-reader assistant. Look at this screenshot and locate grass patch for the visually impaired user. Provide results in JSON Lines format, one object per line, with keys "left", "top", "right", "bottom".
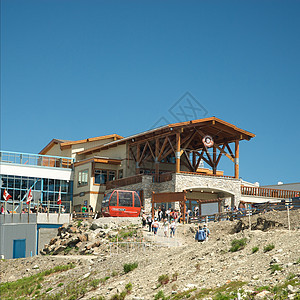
{"left": 125, "top": 282, "right": 132, "bottom": 293}
{"left": 251, "top": 246, "right": 259, "bottom": 254}
{"left": 0, "top": 263, "right": 75, "bottom": 299}
{"left": 123, "top": 262, "right": 138, "bottom": 274}
{"left": 158, "top": 274, "right": 170, "bottom": 285}
{"left": 90, "top": 279, "right": 101, "bottom": 289}
{"left": 229, "top": 238, "right": 247, "bottom": 252}
{"left": 154, "top": 290, "right": 166, "bottom": 300}
{"left": 57, "top": 282, "right": 64, "bottom": 287}
{"left": 263, "top": 244, "right": 275, "bottom": 252}
{"left": 111, "top": 270, "right": 118, "bottom": 277}
{"left": 269, "top": 264, "right": 282, "bottom": 274}
{"left": 172, "top": 288, "right": 197, "bottom": 299}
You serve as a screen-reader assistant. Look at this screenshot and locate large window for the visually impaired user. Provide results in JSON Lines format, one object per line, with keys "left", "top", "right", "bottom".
{"left": 94, "top": 170, "right": 116, "bottom": 184}
{"left": 0, "top": 174, "right": 72, "bottom": 212}
{"left": 78, "top": 170, "right": 88, "bottom": 186}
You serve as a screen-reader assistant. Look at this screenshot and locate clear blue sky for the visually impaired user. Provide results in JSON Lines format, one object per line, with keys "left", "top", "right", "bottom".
{"left": 1, "top": 0, "right": 300, "bottom": 185}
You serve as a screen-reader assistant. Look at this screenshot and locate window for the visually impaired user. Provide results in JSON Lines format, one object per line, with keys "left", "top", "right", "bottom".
{"left": 78, "top": 170, "right": 88, "bottom": 186}
{"left": 118, "top": 169, "right": 123, "bottom": 179}
{"left": 110, "top": 191, "right": 118, "bottom": 206}
{"left": 102, "top": 192, "right": 111, "bottom": 207}
{"left": 134, "top": 193, "right": 141, "bottom": 207}
{"left": 94, "top": 170, "right": 116, "bottom": 185}
{"left": 118, "top": 191, "right": 133, "bottom": 207}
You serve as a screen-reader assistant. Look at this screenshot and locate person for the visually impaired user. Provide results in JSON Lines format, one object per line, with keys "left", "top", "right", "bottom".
{"left": 203, "top": 223, "right": 210, "bottom": 242}
{"left": 61, "top": 206, "right": 66, "bottom": 214}
{"left": 147, "top": 215, "right": 152, "bottom": 232}
{"left": 162, "top": 218, "right": 169, "bottom": 237}
{"left": 170, "top": 219, "right": 176, "bottom": 238}
{"left": 32, "top": 205, "right": 37, "bottom": 213}
{"left": 0, "top": 204, "right": 4, "bottom": 214}
{"left": 195, "top": 225, "right": 206, "bottom": 242}
{"left": 89, "top": 205, "right": 93, "bottom": 215}
{"left": 82, "top": 205, "right": 87, "bottom": 217}
{"left": 152, "top": 218, "right": 160, "bottom": 235}
{"left": 142, "top": 212, "right": 147, "bottom": 227}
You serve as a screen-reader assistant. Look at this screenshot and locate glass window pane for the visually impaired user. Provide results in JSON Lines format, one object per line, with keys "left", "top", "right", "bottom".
{"left": 15, "top": 176, "right": 21, "bottom": 189}
{"left": 134, "top": 193, "right": 141, "bottom": 207}
{"left": 110, "top": 191, "right": 117, "bottom": 206}
{"left": 8, "top": 176, "right": 14, "bottom": 188}
{"left": 102, "top": 192, "right": 111, "bottom": 207}
{"left": 108, "top": 171, "right": 116, "bottom": 182}
{"left": 118, "top": 191, "right": 133, "bottom": 207}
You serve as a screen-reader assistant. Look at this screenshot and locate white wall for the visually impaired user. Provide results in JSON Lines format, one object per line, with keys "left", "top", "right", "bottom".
{"left": 0, "top": 163, "right": 73, "bottom": 181}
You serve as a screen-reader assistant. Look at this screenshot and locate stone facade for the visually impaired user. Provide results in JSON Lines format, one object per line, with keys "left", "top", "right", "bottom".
{"left": 106, "top": 173, "right": 242, "bottom": 212}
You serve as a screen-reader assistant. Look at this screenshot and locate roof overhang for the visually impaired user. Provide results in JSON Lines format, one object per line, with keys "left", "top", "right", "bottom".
{"left": 78, "top": 117, "right": 255, "bottom": 155}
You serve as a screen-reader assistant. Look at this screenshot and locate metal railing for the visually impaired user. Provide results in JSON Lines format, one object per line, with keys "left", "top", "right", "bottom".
{"left": 0, "top": 151, "right": 74, "bottom": 169}
{"left": 189, "top": 201, "right": 300, "bottom": 224}
{"left": 241, "top": 186, "right": 300, "bottom": 199}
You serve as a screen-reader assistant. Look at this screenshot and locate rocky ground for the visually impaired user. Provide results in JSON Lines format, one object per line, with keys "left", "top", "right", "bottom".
{"left": 0, "top": 209, "right": 299, "bottom": 299}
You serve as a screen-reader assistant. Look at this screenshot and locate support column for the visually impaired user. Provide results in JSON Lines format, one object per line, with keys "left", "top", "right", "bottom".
{"left": 136, "top": 144, "right": 140, "bottom": 175}
{"left": 213, "top": 145, "right": 217, "bottom": 175}
{"left": 234, "top": 140, "right": 239, "bottom": 179}
{"left": 192, "top": 151, "right": 196, "bottom": 172}
{"left": 176, "top": 132, "right": 181, "bottom": 173}
{"left": 155, "top": 138, "right": 160, "bottom": 182}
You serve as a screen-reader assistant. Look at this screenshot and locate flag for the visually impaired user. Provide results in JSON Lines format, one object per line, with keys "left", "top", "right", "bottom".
{"left": 57, "top": 187, "right": 62, "bottom": 205}
{"left": 26, "top": 188, "right": 33, "bottom": 204}
{"left": 3, "top": 189, "right": 12, "bottom": 201}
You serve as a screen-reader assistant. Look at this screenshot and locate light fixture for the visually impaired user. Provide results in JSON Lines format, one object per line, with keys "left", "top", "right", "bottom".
{"left": 211, "top": 191, "right": 214, "bottom": 193}
{"left": 201, "top": 190, "right": 203, "bottom": 193}
{"left": 189, "top": 189, "right": 192, "bottom": 192}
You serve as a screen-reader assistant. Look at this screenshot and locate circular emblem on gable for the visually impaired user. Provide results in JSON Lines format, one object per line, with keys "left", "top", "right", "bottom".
{"left": 202, "top": 135, "right": 214, "bottom": 148}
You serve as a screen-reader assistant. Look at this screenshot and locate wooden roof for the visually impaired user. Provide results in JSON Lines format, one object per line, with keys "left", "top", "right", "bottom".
{"left": 78, "top": 117, "right": 255, "bottom": 155}
{"left": 39, "top": 134, "right": 123, "bottom": 155}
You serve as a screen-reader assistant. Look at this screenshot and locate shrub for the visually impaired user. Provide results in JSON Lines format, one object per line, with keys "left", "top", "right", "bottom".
{"left": 90, "top": 279, "right": 100, "bottom": 289}
{"left": 123, "top": 262, "right": 138, "bottom": 274}
{"left": 77, "top": 220, "right": 82, "bottom": 227}
{"left": 252, "top": 246, "right": 259, "bottom": 254}
{"left": 230, "top": 238, "right": 247, "bottom": 252}
{"left": 269, "top": 264, "right": 282, "bottom": 274}
{"left": 286, "top": 273, "right": 296, "bottom": 280}
{"left": 111, "top": 270, "right": 118, "bottom": 277}
{"left": 172, "top": 272, "right": 179, "bottom": 281}
{"left": 158, "top": 274, "right": 169, "bottom": 285}
{"left": 263, "top": 244, "right": 275, "bottom": 252}
{"left": 46, "top": 287, "right": 53, "bottom": 292}
{"left": 57, "top": 282, "right": 64, "bottom": 287}
{"left": 154, "top": 290, "right": 165, "bottom": 300}
{"left": 125, "top": 282, "right": 132, "bottom": 293}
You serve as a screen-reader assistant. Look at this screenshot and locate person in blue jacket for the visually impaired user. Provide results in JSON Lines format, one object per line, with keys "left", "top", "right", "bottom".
{"left": 195, "top": 225, "right": 206, "bottom": 242}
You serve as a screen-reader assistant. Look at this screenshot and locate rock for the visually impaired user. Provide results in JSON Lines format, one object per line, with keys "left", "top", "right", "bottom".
{"left": 32, "top": 265, "right": 39, "bottom": 269}
{"left": 78, "top": 234, "right": 88, "bottom": 242}
{"left": 252, "top": 275, "right": 259, "bottom": 280}
{"left": 255, "top": 290, "right": 272, "bottom": 299}
{"left": 287, "top": 285, "right": 298, "bottom": 293}
{"left": 82, "top": 272, "right": 90, "bottom": 279}
{"left": 52, "top": 245, "right": 66, "bottom": 255}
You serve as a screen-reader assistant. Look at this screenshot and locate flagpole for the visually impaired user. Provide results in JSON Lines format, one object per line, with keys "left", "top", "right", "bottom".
{"left": 4, "top": 201, "right": 7, "bottom": 215}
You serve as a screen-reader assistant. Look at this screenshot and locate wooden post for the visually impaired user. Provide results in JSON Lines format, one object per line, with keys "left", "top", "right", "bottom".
{"left": 151, "top": 192, "right": 155, "bottom": 219}
{"left": 176, "top": 132, "right": 181, "bottom": 173}
{"left": 192, "top": 151, "right": 196, "bottom": 172}
{"left": 155, "top": 138, "right": 160, "bottom": 182}
{"left": 183, "top": 190, "right": 187, "bottom": 224}
{"left": 136, "top": 144, "right": 140, "bottom": 175}
{"left": 213, "top": 145, "right": 217, "bottom": 175}
{"left": 235, "top": 140, "right": 239, "bottom": 179}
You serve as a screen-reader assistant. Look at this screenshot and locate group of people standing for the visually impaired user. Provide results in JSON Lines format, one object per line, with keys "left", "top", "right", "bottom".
{"left": 195, "top": 224, "right": 210, "bottom": 242}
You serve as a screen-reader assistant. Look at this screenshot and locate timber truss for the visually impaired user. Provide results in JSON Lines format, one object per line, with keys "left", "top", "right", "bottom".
{"left": 128, "top": 121, "right": 244, "bottom": 179}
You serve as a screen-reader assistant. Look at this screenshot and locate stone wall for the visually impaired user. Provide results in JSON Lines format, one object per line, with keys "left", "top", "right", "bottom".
{"left": 105, "top": 173, "right": 242, "bottom": 212}
{"left": 174, "top": 173, "right": 242, "bottom": 207}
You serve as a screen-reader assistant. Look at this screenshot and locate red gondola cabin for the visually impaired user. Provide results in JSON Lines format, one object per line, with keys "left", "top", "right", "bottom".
{"left": 101, "top": 190, "right": 141, "bottom": 217}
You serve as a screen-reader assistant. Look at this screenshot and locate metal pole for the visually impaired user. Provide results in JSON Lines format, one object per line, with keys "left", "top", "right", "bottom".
{"left": 287, "top": 200, "right": 291, "bottom": 233}
{"left": 248, "top": 210, "right": 251, "bottom": 230}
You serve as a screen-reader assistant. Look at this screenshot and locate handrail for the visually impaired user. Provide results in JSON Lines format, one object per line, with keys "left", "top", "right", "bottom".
{"left": 241, "top": 186, "right": 300, "bottom": 199}
{"left": 0, "top": 150, "right": 74, "bottom": 169}
{"left": 179, "top": 171, "right": 235, "bottom": 179}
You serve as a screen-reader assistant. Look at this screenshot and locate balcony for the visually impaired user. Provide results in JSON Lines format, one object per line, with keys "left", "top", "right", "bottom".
{"left": 0, "top": 151, "right": 74, "bottom": 169}
{"left": 106, "top": 172, "right": 174, "bottom": 190}
{"left": 241, "top": 186, "right": 300, "bottom": 199}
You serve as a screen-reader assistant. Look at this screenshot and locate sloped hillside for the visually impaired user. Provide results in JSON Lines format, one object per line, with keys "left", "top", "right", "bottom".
{"left": 0, "top": 210, "right": 299, "bottom": 300}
